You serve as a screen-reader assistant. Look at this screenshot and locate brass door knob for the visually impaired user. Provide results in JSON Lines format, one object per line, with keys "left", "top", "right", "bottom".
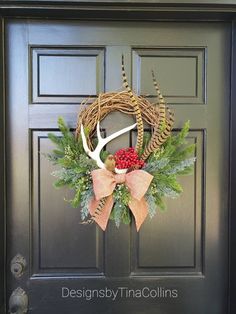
{"left": 9, "top": 287, "right": 28, "bottom": 314}
{"left": 10, "top": 254, "right": 26, "bottom": 279}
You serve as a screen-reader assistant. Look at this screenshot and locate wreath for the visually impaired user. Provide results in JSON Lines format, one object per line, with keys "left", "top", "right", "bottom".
{"left": 47, "top": 59, "right": 196, "bottom": 231}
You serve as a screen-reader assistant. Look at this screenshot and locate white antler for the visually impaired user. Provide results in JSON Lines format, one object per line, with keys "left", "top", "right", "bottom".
{"left": 81, "top": 121, "right": 137, "bottom": 169}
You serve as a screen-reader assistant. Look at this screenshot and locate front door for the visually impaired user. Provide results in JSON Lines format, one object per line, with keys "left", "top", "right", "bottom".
{"left": 6, "top": 20, "right": 230, "bottom": 314}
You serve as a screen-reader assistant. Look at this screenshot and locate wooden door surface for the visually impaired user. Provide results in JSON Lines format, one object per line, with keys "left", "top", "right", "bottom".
{"left": 5, "top": 20, "right": 230, "bottom": 314}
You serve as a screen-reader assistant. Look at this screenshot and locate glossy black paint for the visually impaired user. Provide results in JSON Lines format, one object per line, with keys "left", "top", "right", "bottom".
{"left": 0, "top": 2, "right": 235, "bottom": 314}
{"left": 0, "top": 1, "right": 236, "bottom": 20}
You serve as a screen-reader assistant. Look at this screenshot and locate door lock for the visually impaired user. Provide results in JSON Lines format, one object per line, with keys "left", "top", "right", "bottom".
{"left": 11, "top": 254, "right": 26, "bottom": 279}
{"left": 9, "top": 287, "right": 28, "bottom": 314}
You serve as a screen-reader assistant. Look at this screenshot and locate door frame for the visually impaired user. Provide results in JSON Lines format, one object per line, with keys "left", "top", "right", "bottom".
{"left": 229, "top": 21, "right": 236, "bottom": 314}
{"left": 0, "top": 2, "right": 236, "bottom": 313}
{"left": 0, "top": 19, "right": 5, "bottom": 314}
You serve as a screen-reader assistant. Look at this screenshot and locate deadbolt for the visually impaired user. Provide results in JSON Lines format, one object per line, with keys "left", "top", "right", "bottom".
{"left": 9, "top": 287, "right": 28, "bottom": 314}
{"left": 11, "top": 254, "right": 26, "bottom": 279}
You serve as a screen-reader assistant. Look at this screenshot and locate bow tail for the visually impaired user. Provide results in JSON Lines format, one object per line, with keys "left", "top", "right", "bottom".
{"left": 89, "top": 195, "right": 114, "bottom": 231}
{"left": 128, "top": 197, "right": 149, "bottom": 231}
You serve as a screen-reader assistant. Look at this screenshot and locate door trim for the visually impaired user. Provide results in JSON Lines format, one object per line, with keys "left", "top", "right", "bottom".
{"left": 0, "top": 19, "right": 5, "bottom": 314}
{"left": 229, "top": 21, "right": 236, "bottom": 314}
{"left": 1, "top": 1, "right": 236, "bottom": 21}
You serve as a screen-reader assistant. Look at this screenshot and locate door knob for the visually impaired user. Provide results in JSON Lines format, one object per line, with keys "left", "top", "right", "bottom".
{"left": 11, "top": 254, "right": 26, "bottom": 279}
{"left": 9, "top": 287, "right": 28, "bottom": 314}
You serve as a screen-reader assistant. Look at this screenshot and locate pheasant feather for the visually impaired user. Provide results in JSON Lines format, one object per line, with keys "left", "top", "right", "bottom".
{"left": 121, "top": 55, "right": 143, "bottom": 153}
{"left": 82, "top": 197, "right": 107, "bottom": 225}
{"left": 141, "top": 72, "right": 174, "bottom": 160}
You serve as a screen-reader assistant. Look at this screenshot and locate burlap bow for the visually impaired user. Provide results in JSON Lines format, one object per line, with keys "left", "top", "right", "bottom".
{"left": 89, "top": 169, "right": 153, "bottom": 231}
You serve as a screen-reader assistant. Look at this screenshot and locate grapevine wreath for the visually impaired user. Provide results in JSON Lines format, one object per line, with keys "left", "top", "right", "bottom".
{"left": 47, "top": 59, "right": 196, "bottom": 231}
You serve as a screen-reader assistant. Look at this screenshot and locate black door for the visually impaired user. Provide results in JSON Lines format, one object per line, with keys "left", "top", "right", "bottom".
{"left": 6, "top": 20, "right": 230, "bottom": 314}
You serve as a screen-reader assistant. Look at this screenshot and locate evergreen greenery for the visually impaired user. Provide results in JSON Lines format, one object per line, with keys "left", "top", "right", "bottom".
{"left": 48, "top": 118, "right": 195, "bottom": 226}
{"left": 110, "top": 184, "right": 131, "bottom": 226}
{"left": 143, "top": 121, "right": 196, "bottom": 211}
{"left": 47, "top": 117, "right": 95, "bottom": 220}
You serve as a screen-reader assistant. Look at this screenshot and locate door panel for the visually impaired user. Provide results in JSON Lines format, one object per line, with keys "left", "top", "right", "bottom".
{"left": 131, "top": 131, "right": 203, "bottom": 274}
{"left": 6, "top": 20, "right": 230, "bottom": 314}
{"left": 32, "top": 133, "right": 105, "bottom": 275}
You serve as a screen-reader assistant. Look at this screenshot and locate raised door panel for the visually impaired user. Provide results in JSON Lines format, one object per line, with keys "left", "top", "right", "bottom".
{"left": 131, "top": 131, "right": 204, "bottom": 275}
{"left": 31, "top": 47, "right": 105, "bottom": 104}
{"left": 132, "top": 48, "right": 206, "bottom": 104}
{"left": 31, "top": 132, "right": 105, "bottom": 276}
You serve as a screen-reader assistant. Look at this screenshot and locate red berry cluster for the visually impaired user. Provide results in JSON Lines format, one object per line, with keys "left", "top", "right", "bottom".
{"left": 114, "top": 147, "right": 145, "bottom": 169}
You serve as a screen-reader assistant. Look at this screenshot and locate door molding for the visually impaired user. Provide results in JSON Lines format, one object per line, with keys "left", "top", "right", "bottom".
{"left": 0, "top": 19, "right": 5, "bottom": 314}
{"left": 1, "top": 3, "right": 236, "bottom": 313}
{"left": 1, "top": 1, "right": 236, "bottom": 20}
{"left": 229, "top": 21, "right": 236, "bottom": 314}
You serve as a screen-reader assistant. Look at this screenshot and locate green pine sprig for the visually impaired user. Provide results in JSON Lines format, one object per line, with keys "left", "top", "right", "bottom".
{"left": 47, "top": 117, "right": 96, "bottom": 218}
{"left": 144, "top": 121, "right": 196, "bottom": 215}
{"left": 47, "top": 118, "right": 196, "bottom": 226}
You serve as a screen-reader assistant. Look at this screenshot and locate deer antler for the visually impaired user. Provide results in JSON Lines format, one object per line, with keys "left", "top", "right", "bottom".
{"left": 81, "top": 121, "right": 137, "bottom": 169}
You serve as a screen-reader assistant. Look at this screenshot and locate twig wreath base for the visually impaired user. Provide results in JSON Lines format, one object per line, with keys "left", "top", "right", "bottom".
{"left": 47, "top": 64, "right": 196, "bottom": 231}
{"left": 75, "top": 91, "right": 159, "bottom": 149}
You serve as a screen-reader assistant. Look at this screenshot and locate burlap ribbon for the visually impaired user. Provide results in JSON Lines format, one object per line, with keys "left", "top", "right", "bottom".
{"left": 89, "top": 169, "right": 153, "bottom": 231}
